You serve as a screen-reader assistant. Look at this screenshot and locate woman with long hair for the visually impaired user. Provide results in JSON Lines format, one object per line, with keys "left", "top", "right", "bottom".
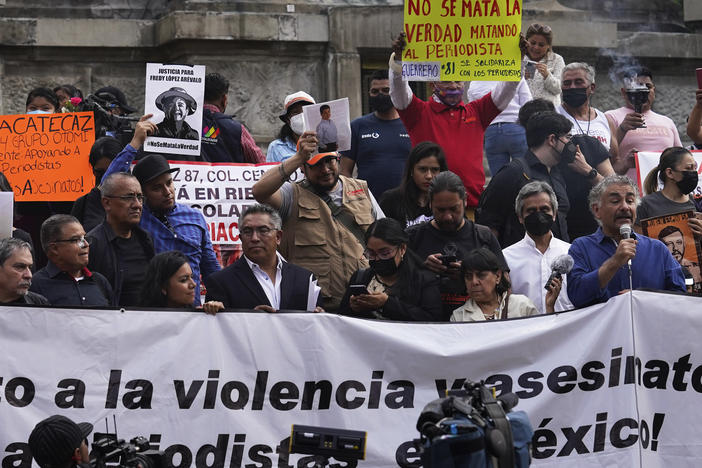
{"left": 451, "top": 248, "right": 554, "bottom": 321}
{"left": 639, "top": 147, "right": 702, "bottom": 237}
{"left": 140, "top": 251, "right": 224, "bottom": 314}
{"left": 523, "top": 23, "right": 565, "bottom": 107}
{"left": 379, "top": 141, "right": 448, "bottom": 228}
{"left": 338, "top": 218, "right": 442, "bottom": 321}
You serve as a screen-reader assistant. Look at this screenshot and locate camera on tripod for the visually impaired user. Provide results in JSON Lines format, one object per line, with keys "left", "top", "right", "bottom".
{"left": 410, "top": 380, "right": 533, "bottom": 468}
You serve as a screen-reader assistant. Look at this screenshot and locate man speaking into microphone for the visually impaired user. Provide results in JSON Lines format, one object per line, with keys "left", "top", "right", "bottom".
{"left": 567, "top": 175, "right": 686, "bottom": 308}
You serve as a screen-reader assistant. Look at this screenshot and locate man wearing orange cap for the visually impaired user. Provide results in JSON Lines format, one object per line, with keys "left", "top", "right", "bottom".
{"left": 253, "top": 131, "right": 384, "bottom": 310}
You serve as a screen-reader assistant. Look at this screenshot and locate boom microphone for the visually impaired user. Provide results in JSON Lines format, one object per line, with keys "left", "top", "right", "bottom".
{"left": 544, "top": 254, "right": 574, "bottom": 290}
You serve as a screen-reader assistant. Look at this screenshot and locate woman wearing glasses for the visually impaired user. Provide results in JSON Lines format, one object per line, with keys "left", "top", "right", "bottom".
{"left": 523, "top": 23, "right": 565, "bottom": 107}
{"left": 338, "top": 218, "right": 442, "bottom": 321}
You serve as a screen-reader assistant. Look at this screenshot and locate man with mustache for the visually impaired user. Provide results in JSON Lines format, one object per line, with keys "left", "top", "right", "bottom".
{"left": 155, "top": 87, "right": 199, "bottom": 140}
{"left": 101, "top": 117, "right": 221, "bottom": 305}
{"left": 658, "top": 225, "right": 700, "bottom": 285}
{"left": 86, "top": 172, "right": 156, "bottom": 306}
{"left": 567, "top": 175, "right": 686, "bottom": 307}
{"left": 407, "top": 171, "right": 507, "bottom": 320}
{"left": 253, "top": 131, "right": 383, "bottom": 311}
{"left": 0, "top": 238, "right": 48, "bottom": 305}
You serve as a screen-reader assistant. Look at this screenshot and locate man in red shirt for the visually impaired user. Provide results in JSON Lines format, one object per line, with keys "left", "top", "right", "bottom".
{"left": 389, "top": 34, "right": 526, "bottom": 216}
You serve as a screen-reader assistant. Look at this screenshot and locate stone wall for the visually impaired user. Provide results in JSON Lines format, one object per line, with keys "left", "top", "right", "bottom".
{"left": 1, "top": 0, "right": 701, "bottom": 147}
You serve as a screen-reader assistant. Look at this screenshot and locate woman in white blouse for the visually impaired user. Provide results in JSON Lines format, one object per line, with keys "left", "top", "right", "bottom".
{"left": 523, "top": 23, "right": 565, "bottom": 107}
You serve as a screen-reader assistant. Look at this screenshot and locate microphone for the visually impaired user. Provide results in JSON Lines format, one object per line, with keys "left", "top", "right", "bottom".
{"left": 544, "top": 254, "right": 574, "bottom": 290}
{"left": 620, "top": 224, "right": 633, "bottom": 267}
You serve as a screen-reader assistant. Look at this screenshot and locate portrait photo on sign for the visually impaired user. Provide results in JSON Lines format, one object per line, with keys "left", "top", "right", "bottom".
{"left": 144, "top": 63, "right": 206, "bottom": 157}
{"left": 302, "top": 97, "right": 351, "bottom": 152}
{"left": 641, "top": 211, "right": 702, "bottom": 293}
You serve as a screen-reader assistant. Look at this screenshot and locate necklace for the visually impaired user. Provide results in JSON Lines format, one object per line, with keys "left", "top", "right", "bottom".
{"left": 572, "top": 102, "right": 592, "bottom": 136}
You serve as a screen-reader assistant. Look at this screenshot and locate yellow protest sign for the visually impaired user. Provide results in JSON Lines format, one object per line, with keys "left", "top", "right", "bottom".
{"left": 402, "top": 0, "right": 523, "bottom": 81}
{"left": 0, "top": 112, "right": 96, "bottom": 201}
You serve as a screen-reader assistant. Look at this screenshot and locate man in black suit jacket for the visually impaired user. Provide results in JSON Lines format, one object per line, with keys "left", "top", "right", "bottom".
{"left": 205, "top": 204, "right": 322, "bottom": 311}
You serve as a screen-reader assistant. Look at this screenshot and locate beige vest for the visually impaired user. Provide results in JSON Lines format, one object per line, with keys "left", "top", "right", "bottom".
{"left": 281, "top": 175, "right": 374, "bottom": 310}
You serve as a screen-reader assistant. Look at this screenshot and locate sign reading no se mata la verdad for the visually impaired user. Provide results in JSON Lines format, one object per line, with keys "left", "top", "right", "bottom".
{"left": 402, "top": 0, "right": 523, "bottom": 81}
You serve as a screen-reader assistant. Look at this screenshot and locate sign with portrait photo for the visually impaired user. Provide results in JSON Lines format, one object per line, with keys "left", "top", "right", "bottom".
{"left": 301, "top": 98, "right": 351, "bottom": 152}
{"left": 641, "top": 210, "right": 702, "bottom": 294}
{"left": 143, "top": 63, "right": 206, "bottom": 157}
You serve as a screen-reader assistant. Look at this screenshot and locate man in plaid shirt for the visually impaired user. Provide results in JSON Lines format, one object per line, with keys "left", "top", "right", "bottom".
{"left": 102, "top": 115, "right": 220, "bottom": 305}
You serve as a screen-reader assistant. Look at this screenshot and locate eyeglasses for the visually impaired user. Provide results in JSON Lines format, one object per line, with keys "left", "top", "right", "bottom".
{"left": 52, "top": 236, "right": 89, "bottom": 248}
{"left": 363, "top": 247, "right": 398, "bottom": 261}
{"left": 104, "top": 194, "right": 144, "bottom": 203}
{"left": 240, "top": 226, "right": 276, "bottom": 238}
{"left": 369, "top": 87, "right": 391, "bottom": 96}
{"left": 527, "top": 23, "right": 552, "bottom": 35}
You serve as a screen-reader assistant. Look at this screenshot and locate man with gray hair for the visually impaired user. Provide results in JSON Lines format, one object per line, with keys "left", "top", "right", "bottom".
{"left": 30, "top": 215, "right": 112, "bottom": 306}
{"left": 503, "top": 181, "right": 573, "bottom": 314}
{"left": 86, "top": 172, "right": 155, "bottom": 306}
{"left": 0, "top": 238, "right": 48, "bottom": 305}
{"left": 205, "top": 203, "right": 322, "bottom": 312}
{"left": 567, "top": 175, "right": 685, "bottom": 307}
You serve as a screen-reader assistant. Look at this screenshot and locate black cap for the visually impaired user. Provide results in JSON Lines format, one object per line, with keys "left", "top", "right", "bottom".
{"left": 28, "top": 415, "right": 93, "bottom": 468}
{"left": 155, "top": 87, "right": 197, "bottom": 115}
{"left": 95, "top": 86, "right": 137, "bottom": 114}
{"left": 132, "top": 154, "right": 179, "bottom": 186}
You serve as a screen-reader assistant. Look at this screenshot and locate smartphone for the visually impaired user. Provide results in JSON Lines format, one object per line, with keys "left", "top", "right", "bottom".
{"left": 524, "top": 61, "right": 536, "bottom": 78}
{"left": 696, "top": 68, "right": 702, "bottom": 89}
{"left": 441, "top": 255, "right": 457, "bottom": 266}
{"left": 349, "top": 284, "right": 369, "bottom": 296}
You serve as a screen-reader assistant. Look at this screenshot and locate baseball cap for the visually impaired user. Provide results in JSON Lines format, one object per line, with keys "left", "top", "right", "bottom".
{"left": 306, "top": 152, "right": 339, "bottom": 166}
{"left": 28, "top": 415, "right": 93, "bottom": 468}
{"left": 95, "top": 86, "right": 137, "bottom": 114}
{"left": 279, "top": 91, "right": 315, "bottom": 121}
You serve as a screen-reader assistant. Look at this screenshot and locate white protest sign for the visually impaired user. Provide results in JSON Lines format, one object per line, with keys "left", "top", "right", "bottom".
{"left": 2, "top": 291, "right": 702, "bottom": 467}
{"left": 302, "top": 98, "right": 351, "bottom": 152}
{"left": 635, "top": 150, "right": 702, "bottom": 195}
{"left": 0, "top": 192, "right": 12, "bottom": 239}
{"left": 144, "top": 63, "right": 206, "bottom": 157}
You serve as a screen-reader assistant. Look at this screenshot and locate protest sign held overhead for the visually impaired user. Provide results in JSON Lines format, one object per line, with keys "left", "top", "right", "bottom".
{"left": 0, "top": 112, "right": 95, "bottom": 201}
{"left": 302, "top": 98, "right": 352, "bottom": 152}
{"left": 144, "top": 63, "right": 206, "bottom": 157}
{"left": 402, "top": 0, "right": 523, "bottom": 81}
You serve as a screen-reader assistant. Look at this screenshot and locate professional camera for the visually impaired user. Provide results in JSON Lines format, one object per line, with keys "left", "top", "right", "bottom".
{"left": 90, "top": 432, "right": 166, "bottom": 468}
{"left": 410, "top": 380, "right": 533, "bottom": 468}
{"left": 76, "top": 94, "right": 137, "bottom": 145}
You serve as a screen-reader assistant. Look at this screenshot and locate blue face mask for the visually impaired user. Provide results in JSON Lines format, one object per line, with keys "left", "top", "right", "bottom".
{"left": 27, "top": 109, "right": 52, "bottom": 114}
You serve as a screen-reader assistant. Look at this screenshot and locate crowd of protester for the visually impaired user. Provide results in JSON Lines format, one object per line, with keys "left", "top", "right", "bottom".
{"left": 2, "top": 24, "right": 701, "bottom": 325}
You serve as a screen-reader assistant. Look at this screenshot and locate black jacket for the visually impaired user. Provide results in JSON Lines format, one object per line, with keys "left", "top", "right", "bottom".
{"left": 338, "top": 266, "right": 443, "bottom": 321}
{"left": 204, "top": 256, "right": 319, "bottom": 311}
{"left": 71, "top": 187, "right": 106, "bottom": 234}
{"left": 86, "top": 221, "right": 155, "bottom": 306}
{"left": 201, "top": 109, "right": 245, "bottom": 162}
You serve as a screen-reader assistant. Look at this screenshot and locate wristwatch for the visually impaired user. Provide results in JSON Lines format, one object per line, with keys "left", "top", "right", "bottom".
{"left": 586, "top": 168, "right": 598, "bottom": 180}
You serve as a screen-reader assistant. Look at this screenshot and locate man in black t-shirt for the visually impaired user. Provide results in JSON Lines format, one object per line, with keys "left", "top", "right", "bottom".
{"left": 407, "top": 171, "right": 507, "bottom": 320}
{"left": 87, "top": 172, "right": 155, "bottom": 306}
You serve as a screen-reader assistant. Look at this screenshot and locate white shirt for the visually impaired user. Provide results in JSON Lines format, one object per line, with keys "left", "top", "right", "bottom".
{"left": 467, "top": 79, "right": 532, "bottom": 124}
{"left": 557, "top": 105, "right": 612, "bottom": 150}
{"left": 502, "top": 233, "right": 574, "bottom": 314}
{"left": 244, "top": 252, "right": 321, "bottom": 311}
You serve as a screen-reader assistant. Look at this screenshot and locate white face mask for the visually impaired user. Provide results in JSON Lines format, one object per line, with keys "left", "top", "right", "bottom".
{"left": 27, "top": 109, "right": 52, "bottom": 114}
{"left": 289, "top": 113, "right": 305, "bottom": 135}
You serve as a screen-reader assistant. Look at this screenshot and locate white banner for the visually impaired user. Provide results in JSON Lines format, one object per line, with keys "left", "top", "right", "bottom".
{"left": 2, "top": 291, "right": 702, "bottom": 467}
{"left": 635, "top": 150, "right": 702, "bottom": 195}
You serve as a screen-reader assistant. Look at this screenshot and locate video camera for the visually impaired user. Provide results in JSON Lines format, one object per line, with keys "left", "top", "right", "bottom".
{"left": 88, "top": 417, "right": 166, "bottom": 468}
{"left": 76, "top": 94, "right": 138, "bottom": 146}
{"left": 409, "top": 380, "right": 533, "bottom": 468}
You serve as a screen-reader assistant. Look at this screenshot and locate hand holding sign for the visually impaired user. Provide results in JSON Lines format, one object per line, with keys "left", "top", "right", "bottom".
{"left": 129, "top": 114, "right": 159, "bottom": 150}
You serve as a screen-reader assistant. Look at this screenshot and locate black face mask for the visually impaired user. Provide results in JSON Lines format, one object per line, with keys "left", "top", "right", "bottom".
{"left": 369, "top": 257, "right": 400, "bottom": 277}
{"left": 562, "top": 87, "right": 589, "bottom": 108}
{"left": 558, "top": 138, "right": 578, "bottom": 164}
{"left": 676, "top": 170, "right": 699, "bottom": 194}
{"left": 524, "top": 211, "right": 553, "bottom": 236}
{"left": 369, "top": 94, "right": 394, "bottom": 113}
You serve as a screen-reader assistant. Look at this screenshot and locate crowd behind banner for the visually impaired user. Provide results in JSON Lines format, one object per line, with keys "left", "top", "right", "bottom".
{"left": 2, "top": 11, "right": 702, "bottom": 467}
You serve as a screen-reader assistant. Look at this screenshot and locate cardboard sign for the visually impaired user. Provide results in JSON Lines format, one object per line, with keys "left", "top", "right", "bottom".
{"left": 402, "top": 0, "right": 523, "bottom": 81}
{"left": 0, "top": 112, "right": 95, "bottom": 201}
{"left": 144, "top": 63, "right": 206, "bottom": 157}
{"left": 641, "top": 211, "right": 702, "bottom": 294}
